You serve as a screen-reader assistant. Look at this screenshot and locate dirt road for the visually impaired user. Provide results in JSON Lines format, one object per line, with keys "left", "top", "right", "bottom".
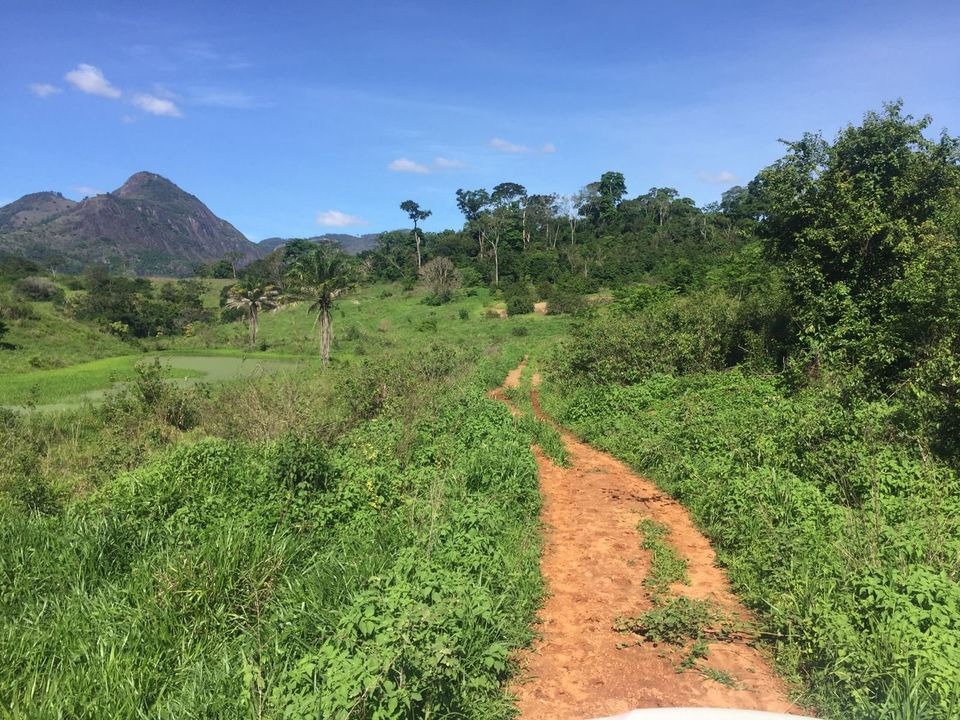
{"left": 493, "top": 361, "right": 806, "bottom": 719}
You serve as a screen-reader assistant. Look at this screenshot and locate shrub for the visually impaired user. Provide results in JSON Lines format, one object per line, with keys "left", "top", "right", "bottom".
{"left": 419, "top": 257, "right": 462, "bottom": 302}
{"left": 14, "top": 276, "right": 64, "bottom": 302}
{"left": 270, "top": 434, "right": 335, "bottom": 492}
{"left": 556, "top": 290, "right": 741, "bottom": 384}
{"left": 503, "top": 281, "right": 534, "bottom": 316}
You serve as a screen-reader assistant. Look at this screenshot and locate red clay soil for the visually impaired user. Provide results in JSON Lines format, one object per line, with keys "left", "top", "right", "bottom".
{"left": 491, "top": 361, "right": 807, "bottom": 720}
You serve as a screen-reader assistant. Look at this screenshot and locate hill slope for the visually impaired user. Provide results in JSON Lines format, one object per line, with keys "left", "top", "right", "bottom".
{"left": 257, "top": 233, "right": 380, "bottom": 256}
{"left": 0, "top": 173, "right": 261, "bottom": 276}
{"left": 0, "top": 192, "right": 77, "bottom": 231}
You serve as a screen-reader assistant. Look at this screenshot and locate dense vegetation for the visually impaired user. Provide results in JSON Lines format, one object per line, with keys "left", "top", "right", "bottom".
{"left": 1, "top": 101, "right": 958, "bottom": 718}
{"left": 541, "top": 103, "right": 960, "bottom": 718}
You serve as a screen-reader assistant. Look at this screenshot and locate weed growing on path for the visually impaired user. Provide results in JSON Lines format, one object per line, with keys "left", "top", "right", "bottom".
{"left": 638, "top": 518, "right": 688, "bottom": 592}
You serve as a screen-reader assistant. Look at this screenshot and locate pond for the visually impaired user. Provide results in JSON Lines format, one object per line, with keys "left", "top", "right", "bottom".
{"left": 2, "top": 354, "right": 302, "bottom": 412}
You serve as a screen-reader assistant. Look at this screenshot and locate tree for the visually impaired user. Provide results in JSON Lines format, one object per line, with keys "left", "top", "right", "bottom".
{"left": 756, "top": 100, "right": 960, "bottom": 391}
{"left": 225, "top": 280, "right": 280, "bottom": 347}
{"left": 290, "top": 244, "right": 353, "bottom": 367}
{"left": 224, "top": 251, "right": 244, "bottom": 279}
{"left": 400, "top": 200, "right": 432, "bottom": 269}
{"left": 526, "top": 193, "right": 562, "bottom": 247}
{"left": 419, "top": 256, "right": 462, "bottom": 301}
{"left": 597, "top": 171, "right": 627, "bottom": 223}
{"left": 488, "top": 183, "right": 527, "bottom": 285}
{"left": 456, "top": 188, "right": 492, "bottom": 257}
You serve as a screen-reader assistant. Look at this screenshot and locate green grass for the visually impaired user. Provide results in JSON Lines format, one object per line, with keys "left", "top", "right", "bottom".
{"left": 0, "top": 279, "right": 575, "bottom": 717}
{"left": 0, "top": 299, "right": 131, "bottom": 375}
{"left": 638, "top": 518, "right": 689, "bottom": 593}
{"left": 0, "top": 340, "right": 547, "bottom": 718}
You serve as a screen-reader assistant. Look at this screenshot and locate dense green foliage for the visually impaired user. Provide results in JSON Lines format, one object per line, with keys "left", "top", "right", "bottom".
{"left": 70, "top": 268, "right": 212, "bottom": 339}
{"left": 0, "top": 350, "right": 543, "bottom": 718}
{"left": 543, "top": 103, "right": 960, "bottom": 718}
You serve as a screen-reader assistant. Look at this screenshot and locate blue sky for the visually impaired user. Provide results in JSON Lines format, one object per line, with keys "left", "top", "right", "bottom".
{"left": 3, "top": 0, "right": 959, "bottom": 240}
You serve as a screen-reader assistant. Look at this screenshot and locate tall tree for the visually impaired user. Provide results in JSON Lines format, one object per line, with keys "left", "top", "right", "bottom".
{"left": 456, "top": 188, "right": 492, "bottom": 257}
{"left": 225, "top": 280, "right": 280, "bottom": 347}
{"left": 597, "top": 171, "right": 627, "bottom": 224}
{"left": 489, "top": 183, "right": 527, "bottom": 285}
{"left": 290, "top": 244, "right": 353, "bottom": 367}
{"left": 400, "top": 200, "right": 432, "bottom": 269}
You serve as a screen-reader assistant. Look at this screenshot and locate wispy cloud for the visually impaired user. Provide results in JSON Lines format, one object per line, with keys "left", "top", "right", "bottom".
{"left": 29, "top": 83, "right": 61, "bottom": 98}
{"left": 697, "top": 170, "right": 739, "bottom": 185}
{"left": 490, "top": 137, "right": 556, "bottom": 154}
{"left": 434, "top": 156, "right": 464, "bottom": 169}
{"left": 490, "top": 137, "right": 529, "bottom": 153}
{"left": 64, "top": 64, "right": 121, "bottom": 99}
{"left": 75, "top": 185, "right": 102, "bottom": 197}
{"left": 317, "top": 209, "right": 367, "bottom": 227}
{"left": 132, "top": 92, "right": 183, "bottom": 117}
{"left": 190, "top": 88, "right": 259, "bottom": 109}
{"left": 388, "top": 158, "right": 430, "bottom": 174}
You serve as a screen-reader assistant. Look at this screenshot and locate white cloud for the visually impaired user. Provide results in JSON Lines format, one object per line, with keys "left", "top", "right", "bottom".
{"left": 64, "top": 64, "right": 121, "bottom": 99}
{"left": 434, "top": 156, "right": 464, "bottom": 169}
{"left": 132, "top": 93, "right": 183, "bottom": 117}
{"left": 388, "top": 157, "right": 430, "bottom": 174}
{"left": 29, "top": 83, "right": 61, "bottom": 98}
{"left": 542, "top": 142, "right": 557, "bottom": 153}
{"left": 316, "top": 210, "right": 367, "bottom": 227}
{"left": 121, "top": 115, "right": 137, "bottom": 124}
{"left": 74, "top": 185, "right": 102, "bottom": 197}
{"left": 490, "top": 137, "right": 529, "bottom": 153}
{"left": 697, "top": 170, "right": 739, "bottom": 185}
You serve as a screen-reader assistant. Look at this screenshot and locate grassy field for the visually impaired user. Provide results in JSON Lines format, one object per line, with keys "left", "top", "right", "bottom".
{"left": 0, "top": 279, "right": 569, "bottom": 718}
{"left": 1, "top": 282, "right": 559, "bottom": 409}
{"left": 0, "top": 299, "right": 132, "bottom": 375}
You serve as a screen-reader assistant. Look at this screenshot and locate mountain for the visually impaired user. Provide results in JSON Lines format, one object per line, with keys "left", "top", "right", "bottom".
{"left": 257, "top": 233, "right": 380, "bottom": 256}
{"left": 0, "top": 172, "right": 261, "bottom": 276}
{"left": 0, "top": 192, "right": 77, "bottom": 231}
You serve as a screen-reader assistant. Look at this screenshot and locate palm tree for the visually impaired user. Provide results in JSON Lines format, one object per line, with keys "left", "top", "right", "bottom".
{"left": 290, "top": 244, "right": 352, "bottom": 367}
{"left": 225, "top": 280, "right": 280, "bottom": 347}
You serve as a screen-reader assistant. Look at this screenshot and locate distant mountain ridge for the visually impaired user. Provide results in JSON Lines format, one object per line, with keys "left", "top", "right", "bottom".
{"left": 257, "top": 233, "right": 380, "bottom": 256}
{"left": 0, "top": 172, "right": 260, "bottom": 276}
{"left": 0, "top": 192, "right": 77, "bottom": 231}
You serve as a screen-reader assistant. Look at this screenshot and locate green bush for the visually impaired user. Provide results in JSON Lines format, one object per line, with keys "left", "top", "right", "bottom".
{"left": 13, "top": 276, "right": 64, "bottom": 303}
{"left": 555, "top": 290, "right": 741, "bottom": 384}
{"left": 503, "top": 281, "right": 534, "bottom": 316}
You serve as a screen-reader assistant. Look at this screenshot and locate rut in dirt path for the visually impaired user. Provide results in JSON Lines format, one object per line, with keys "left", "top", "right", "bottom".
{"left": 493, "top": 360, "right": 806, "bottom": 720}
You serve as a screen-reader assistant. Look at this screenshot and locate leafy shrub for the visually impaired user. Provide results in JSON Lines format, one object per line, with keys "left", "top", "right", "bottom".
{"left": 459, "top": 267, "right": 483, "bottom": 288}
{"left": 14, "top": 276, "right": 64, "bottom": 302}
{"left": 270, "top": 434, "right": 335, "bottom": 492}
{"left": 503, "top": 281, "right": 534, "bottom": 316}
{"left": 544, "top": 290, "right": 587, "bottom": 316}
{"left": 555, "top": 290, "right": 741, "bottom": 384}
{"left": 458, "top": 308, "right": 469, "bottom": 320}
